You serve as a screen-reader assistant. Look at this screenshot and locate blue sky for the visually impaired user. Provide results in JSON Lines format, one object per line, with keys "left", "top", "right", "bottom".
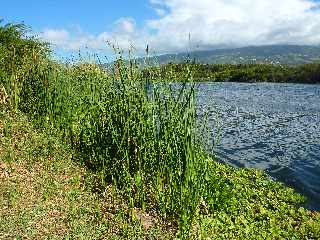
{"left": 2, "top": 0, "right": 320, "bottom": 58}
{"left": 2, "top": 0, "right": 155, "bottom": 34}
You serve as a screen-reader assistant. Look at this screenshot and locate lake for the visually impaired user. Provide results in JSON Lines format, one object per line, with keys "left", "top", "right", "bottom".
{"left": 196, "top": 82, "right": 320, "bottom": 210}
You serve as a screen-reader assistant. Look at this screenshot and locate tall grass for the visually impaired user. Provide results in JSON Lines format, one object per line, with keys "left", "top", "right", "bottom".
{"left": 0, "top": 21, "right": 49, "bottom": 110}
{"left": 1, "top": 35, "right": 212, "bottom": 236}
{"left": 0, "top": 22, "right": 241, "bottom": 238}
{"left": 49, "top": 58, "right": 209, "bottom": 237}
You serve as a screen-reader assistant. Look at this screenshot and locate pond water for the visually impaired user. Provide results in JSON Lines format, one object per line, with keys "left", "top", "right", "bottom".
{"left": 196, "top": 82, "right": 320, "bottom": 210}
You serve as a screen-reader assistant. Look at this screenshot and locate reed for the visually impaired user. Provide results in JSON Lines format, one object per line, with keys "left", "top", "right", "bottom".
{"left": 44, "top": 57, "right": 209, "bottom": 237}
{"left": 1, "top": 34, "right": 208, "bottom": 236}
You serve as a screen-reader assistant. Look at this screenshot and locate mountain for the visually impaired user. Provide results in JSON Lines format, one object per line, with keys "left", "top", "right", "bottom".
{"left": 139, "top": 45, "right": 320, "bottom": 65}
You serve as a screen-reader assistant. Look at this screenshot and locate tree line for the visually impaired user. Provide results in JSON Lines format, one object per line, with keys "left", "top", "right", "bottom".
{"left": 142, "top": 62, "right": 320, "bottom": 84}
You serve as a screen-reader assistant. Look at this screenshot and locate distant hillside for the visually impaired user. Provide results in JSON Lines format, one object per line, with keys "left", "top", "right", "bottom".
{"left": 139, "top": 45, "right": 320, "bottom": 65}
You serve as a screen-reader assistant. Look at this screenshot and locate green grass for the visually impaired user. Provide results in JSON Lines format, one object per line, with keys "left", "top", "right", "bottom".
{"left": 0, "top": 107, "right": 176, "bottom": 239}
{"left": 1, "top": 106, "right": 319, "bottom": 239}
{"left": 1, "top": 22, "right": 320, "bottom": 239}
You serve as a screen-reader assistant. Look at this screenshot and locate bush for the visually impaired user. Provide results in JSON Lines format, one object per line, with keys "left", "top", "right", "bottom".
{"left": 0, "top": 20, "right": 49, "bottom": 109}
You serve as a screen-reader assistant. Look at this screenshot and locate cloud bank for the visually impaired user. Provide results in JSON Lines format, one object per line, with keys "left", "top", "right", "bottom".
{"left": 40, "top": 0, "right": 320, "bottom": 54}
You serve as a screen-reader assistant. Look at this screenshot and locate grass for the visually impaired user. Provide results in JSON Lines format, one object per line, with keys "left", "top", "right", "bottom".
{"left": 1, "top": 22, "right": 320, "bottom": 239}
{"left": 0, "top": 107, "right": 176, "bottom": 239}
{"left": 1, "top": 106, "right": 319, "bottom": 239}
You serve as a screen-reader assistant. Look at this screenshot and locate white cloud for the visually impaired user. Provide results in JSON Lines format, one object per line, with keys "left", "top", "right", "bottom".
{"left": 154, "top": 8, "right": 167, "bottom": 16}
{"left": 114, "top": 18, "right": 136, "bottom": 33}
{"left": 41, "top": 29, "right": 69, "bottom": 46}
{"left": 40, "top": 0, "right": 320, "bottom": 55}
{"left": 146, "top": 0, "right": 320, "bottom": 52}
{"left": 40, "top": 28, "right": 109, "bottom": 51}
{"left": 40, "top": 18, "right": 145, "bottom": 54}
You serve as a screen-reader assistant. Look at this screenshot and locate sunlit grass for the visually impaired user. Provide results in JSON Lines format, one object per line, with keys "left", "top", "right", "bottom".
{"left": 1, "top": 22, "right": 320, "bottom": 239}
{"left": 0, "top": 108, "right": 176, "bottom": 239}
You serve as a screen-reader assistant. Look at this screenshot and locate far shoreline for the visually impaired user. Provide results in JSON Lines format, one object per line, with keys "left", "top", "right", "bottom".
{"left": 142, "top": 62, "right": 320, "bottom": 84}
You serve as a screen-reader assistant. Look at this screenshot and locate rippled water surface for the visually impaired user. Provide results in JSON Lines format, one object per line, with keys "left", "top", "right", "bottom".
{"left": 196, "top": 82, "right": 320, "bottom": 210}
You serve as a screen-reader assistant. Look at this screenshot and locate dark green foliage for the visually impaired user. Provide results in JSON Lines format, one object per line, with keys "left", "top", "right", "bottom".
{"left": 145, "top": 62, "right": 320, "bottom": 84}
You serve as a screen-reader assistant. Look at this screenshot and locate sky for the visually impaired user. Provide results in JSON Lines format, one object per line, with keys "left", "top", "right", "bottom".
{"left": 2, "top": 0, "right": 320, "bottom": 58}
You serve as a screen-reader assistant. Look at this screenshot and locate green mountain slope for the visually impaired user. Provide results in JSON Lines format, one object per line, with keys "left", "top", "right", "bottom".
{"left": 141, "top": 45, "right": 320, "bottom": 65}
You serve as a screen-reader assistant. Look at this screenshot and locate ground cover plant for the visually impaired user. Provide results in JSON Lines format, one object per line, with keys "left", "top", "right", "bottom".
{"left": 1, "top": 21, "right": 320, "bottom": 239}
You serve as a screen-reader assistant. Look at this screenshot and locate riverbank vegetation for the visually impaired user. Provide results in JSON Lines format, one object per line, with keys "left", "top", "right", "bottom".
{"left": 143, "top": 62, "right": 320, "bottom": 83}
{"left": 1, "top": 21, "right": 320, "bottom": 239}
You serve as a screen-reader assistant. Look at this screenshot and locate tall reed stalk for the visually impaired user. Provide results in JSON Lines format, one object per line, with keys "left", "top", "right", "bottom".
{"left": 1, "top": 23, "right": 218, "bottom": 237}
{"left": 50, "top": 58, "right": 210, "bottom": 236}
